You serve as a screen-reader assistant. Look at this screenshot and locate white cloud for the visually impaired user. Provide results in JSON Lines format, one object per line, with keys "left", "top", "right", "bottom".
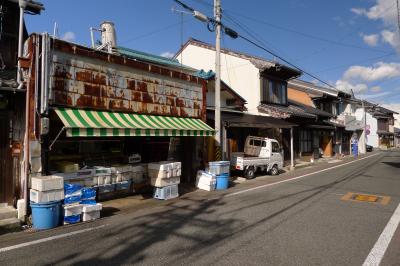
{"left": 370, "top": 86, "right": 382, "bottom": 92}
{"left": 335, "top": 80, "right": 368, "bottom": 94}
{"left": 352, "top": 1, "right": 400, "bottom": 52}
{"left": 62, "top": 31, "right": 76, "bottom": 42}
{"left": 160, "top": 51, "right": 174, "bottom": 58}
{"left": 361, "top": 33, "right": 379, "bottom": 46}
{"left": 343, "top": 62, "right": 400, "bottom": 82}
{"left": 351, "top": 8, "right": 367, "bottom": 16}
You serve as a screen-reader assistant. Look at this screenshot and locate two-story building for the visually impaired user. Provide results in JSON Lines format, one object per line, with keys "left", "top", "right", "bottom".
{"left": 17, "top": 25, "right": 216, "bottom": 218}
{"left": 175, "top": 38, "right": 302, "bottom": 167}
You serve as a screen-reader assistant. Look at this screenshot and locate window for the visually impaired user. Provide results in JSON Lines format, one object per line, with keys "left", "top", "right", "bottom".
{"left": 261, "top": 77, "right": 287, "bottom": 105}
{"left": 272, "top": 142, "right": 280, "bottom": 153}
{"left": 250, "top": 139, "right": 262, "bottom": 146}
{"left": 262, "top": 141, "right": 267, "bottom": 147}
{"left": 300, "top": 130, "right": 312, "bottom": 152}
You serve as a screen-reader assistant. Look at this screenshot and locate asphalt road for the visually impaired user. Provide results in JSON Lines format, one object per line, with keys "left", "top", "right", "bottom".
{"left": 1, "top": 150, "right": 400, "bottom": 265}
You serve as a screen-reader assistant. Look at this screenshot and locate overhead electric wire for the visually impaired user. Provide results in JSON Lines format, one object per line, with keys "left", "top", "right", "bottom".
{"left": 121, "top": 20, "right": 188, "bottom": 45}
{"left": 222, "top": 9, "right": 391, "bottom": 54}
{"left": 174, "top": 0, "right": 388, "bottom": 91}
{"left": 237, "top": 34, "right": 337, "bottom": 90}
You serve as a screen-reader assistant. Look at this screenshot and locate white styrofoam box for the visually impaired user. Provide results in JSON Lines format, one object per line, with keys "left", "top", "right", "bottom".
{"left": 153, "top": 184, "right": 179, "bottom": 200}
{"left": 110, "top": 165, "right": 131, "bottom": 174}
{"left": 94, "top": 167, "right": 112, "bottom": 176}
{"left": 77, "top": 168, "right": 95, "bottom": 179}
{"left": 31, "top": 175, "right": 64, "bottom": 191}
{"left": 148, "top": 161, "right": 174, "bottom": 171}
{"left": 111, "top": 176, "right": 117, "bottom": 184}
{"left": 82, "top": 203, "right": 102, "bottom": 213}
{"left": 197, "top": 182, "right": 216, "bottom": 191}
{"left": 172, "top": 162, "right": 182, "bottom": 170}
{"left": 63, "top": 204, "right": 82, "bottom": 216}
{"left": 82, "top": 210, "right": 100, "bottom": 221}
{"left": 173, "top": 168, "right": 181, "bottom": 177}
{"left": 30, "top": 189, "right": 64, "bottom": 203}
{"left": 148, "top": 169, "right": 172, "bottom": 179}
{"left": 151, "top": 176, "right": 180, "bottom": 187}
{"left": 104, "top": 175, "right": 111, "bottom": 184}
{"left": 114, "top": 172, "right": 131, "bottom": 182}
{"left": 196, "top": 171, "right": 216, "bottom": 184}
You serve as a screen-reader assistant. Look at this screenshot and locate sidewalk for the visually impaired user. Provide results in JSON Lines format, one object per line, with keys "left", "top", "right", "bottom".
{"left": 0, "top": 150, "right": 384, "bottom": 239}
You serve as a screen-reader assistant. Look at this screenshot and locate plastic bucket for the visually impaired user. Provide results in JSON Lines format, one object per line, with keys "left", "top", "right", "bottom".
{"left": 30, "top": 200, "right": 62, "bottom": 230}
{"left": 216, "top": 173, "right": 229, "bottom": 190}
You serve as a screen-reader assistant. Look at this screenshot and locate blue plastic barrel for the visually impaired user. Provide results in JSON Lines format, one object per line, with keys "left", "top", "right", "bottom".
{"left": 216, "top": 173, "right": 229, "bottom": 190}
{"left": 30, "top": 201, "right": 62, "bottom": 230}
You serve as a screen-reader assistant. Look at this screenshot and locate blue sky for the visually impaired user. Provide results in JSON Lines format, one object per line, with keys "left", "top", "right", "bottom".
{"left": 26, "top": 0, "right": 400, "bottom": 113}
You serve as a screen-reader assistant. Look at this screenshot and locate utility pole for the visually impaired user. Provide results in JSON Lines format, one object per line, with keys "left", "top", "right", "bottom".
{"left": 214, "top": 0, "right": 221, "bottom": 160}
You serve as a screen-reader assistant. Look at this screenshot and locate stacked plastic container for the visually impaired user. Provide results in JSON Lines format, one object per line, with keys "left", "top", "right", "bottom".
{"left": 111, "top": 165, "right": 132, "bottom": 192}
{"left": 63, "top": 183, "right": 83, "bottom": 224}
{"left": 81, "top": 187, "right": 102, "bottom": 222}
{"left": 196, "top": 171, "right": 217, "bottom": 191}
{"left": 208, "top": 161, "right": 230, "bottom": 190}
{"left": 30, "top": 175, "right": 65, "bottom": 229}
{"left": 149, "top": 161, "right": 181, "bottom": 200}
{"left": 30, "top": 175, "right": 64, "bottom": 203}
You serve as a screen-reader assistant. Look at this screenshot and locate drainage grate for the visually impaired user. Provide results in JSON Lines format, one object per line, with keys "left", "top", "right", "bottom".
{"left": 341, "top": 192, "right": 391, "bottom": 205}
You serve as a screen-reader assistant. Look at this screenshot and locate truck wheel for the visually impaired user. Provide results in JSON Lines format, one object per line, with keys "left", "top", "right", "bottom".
{"left": 245, "top": 166, "right": 255, "bottom": 179}
{"left": 270, "top": 165, "right": 279, "bottom": 176}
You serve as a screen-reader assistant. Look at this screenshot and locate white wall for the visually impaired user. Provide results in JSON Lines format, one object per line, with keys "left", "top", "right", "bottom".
{"left": 178, "top": 44, "right": 261, "bottom": 115}
{"left": 366, "top": 113, "right": 378, "bottom": 147}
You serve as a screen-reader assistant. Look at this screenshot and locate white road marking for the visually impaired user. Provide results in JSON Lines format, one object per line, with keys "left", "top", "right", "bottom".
{"left": 0, "top": 224, "right": 106, "bottom": 253}
{"left": 362, "top": 203, "right": 400, "bottom": 266}
{"left": 226, "top": 152, "right": 381, "bottom": 197}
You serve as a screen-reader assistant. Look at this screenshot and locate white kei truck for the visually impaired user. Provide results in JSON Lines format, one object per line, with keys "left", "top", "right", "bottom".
{"left": 230, "top": 136, "right": 284, "bottom": 179}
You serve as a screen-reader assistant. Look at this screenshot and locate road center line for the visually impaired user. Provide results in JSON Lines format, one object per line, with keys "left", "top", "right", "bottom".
{"left": 0, "top": 224, "right": 106, "bottom": 253}
{"left": 226, "top": 152, "right": 381, "bottom": 197}
{"left": 362, "top": 203, "right": 400, "bottom": 266}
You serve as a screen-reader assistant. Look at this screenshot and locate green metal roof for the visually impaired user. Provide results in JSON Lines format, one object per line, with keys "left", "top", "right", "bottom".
{"left": 116, "top": 46, "right": 196, "bottom": 72}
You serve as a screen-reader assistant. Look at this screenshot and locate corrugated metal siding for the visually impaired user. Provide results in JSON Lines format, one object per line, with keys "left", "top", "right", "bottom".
{"left": 49, "top": 51, "right": 204, "bottom": 118}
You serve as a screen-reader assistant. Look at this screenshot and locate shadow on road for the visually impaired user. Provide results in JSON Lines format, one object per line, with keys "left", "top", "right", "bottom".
{"left": 42, "top": 151, "right": 387, "bottom": 265}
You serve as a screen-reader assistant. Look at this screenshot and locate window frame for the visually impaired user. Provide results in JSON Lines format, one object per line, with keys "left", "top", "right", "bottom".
{"left": 260, "top": 75, "right": 288, "bottom": 105}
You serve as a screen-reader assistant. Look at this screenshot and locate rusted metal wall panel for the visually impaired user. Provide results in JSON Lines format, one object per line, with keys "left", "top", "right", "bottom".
{"left": 49, "top": 51, "right": 204, "bottom": 118}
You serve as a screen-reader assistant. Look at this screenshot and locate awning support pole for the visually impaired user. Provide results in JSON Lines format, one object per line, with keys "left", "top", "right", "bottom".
{"left": 49, "top": 127, "right": 65, "bottom": 151}
{"left": 290, "top": 127, "right": 294, "bottom": 170}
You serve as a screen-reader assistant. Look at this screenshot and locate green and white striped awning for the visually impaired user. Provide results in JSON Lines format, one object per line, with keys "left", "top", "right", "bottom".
{"left": 55, "top": 108, "right": 215, "bottom": 137}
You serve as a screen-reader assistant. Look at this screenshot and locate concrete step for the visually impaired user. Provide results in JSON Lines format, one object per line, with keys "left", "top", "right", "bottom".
{"left": 0, "top": 206, "right": 17, "bottom": 220}
{"left": 0, "top": 217, "right": 21, "bottom": 234}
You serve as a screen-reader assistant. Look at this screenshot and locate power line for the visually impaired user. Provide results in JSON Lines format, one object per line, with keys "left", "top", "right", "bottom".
{"left": 314, "top": 52, "right": 396, "bottom": 74}
{"left": 237, "top": 34, "right": 337, "bottom": 90}
{"left": 223, "top": 9, "right": 391, "bottom": 54}
{"left": 120, "top": 20, "right": 187, "bottom": 45}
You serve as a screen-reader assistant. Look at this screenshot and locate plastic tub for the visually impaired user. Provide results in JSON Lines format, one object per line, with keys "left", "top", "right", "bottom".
{"left": 30, "top": 200, "right": 62, "bottom": 230}
{"left": 216, "top": 173, "right": 229, "bottom": 190}
{"left": 208, "top": 161, "right": 230, "bottom": 175}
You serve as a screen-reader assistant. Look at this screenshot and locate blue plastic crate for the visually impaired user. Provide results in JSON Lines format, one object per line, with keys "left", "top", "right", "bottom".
{"left": 116, "top": 180, "right": 131, "bottom": 191}
{"left": 153, "top": 184, "right": 179, "bottom": 200}
{"left": 97, "top": 184, "right": 115, "bottom": 194}
{"left": 64, "top": 214, "right": 80, "bottom": 224}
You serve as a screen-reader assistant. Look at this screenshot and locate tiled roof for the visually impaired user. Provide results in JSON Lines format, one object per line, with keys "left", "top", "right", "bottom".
{"left": 117, "top": 46, "right": 197, "bottom": 72}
